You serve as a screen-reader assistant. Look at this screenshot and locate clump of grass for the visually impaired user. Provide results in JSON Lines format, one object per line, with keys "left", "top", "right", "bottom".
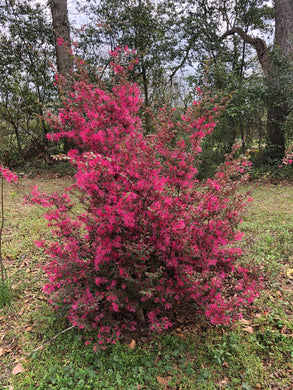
{"left": 0, "top": 278, "right": 12, "bottom": 308}
{"left": 0, "top": 175, "right": 13, "bottom": 308}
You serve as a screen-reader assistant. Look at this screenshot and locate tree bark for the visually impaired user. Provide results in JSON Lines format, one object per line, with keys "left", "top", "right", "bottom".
{"left": 274, "top": 0, "right": 293, "bottom": 57}
{"left": 49, "top": 0, "right": 73, "bottom": 152}
{"left": 49, "top": 0, "right": 73, "bottom": 79}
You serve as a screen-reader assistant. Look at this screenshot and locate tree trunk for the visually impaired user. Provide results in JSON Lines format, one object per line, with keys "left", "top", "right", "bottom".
{"left": 274, "top": 0, "right": 293, "bottom": 57}
{"left": 266, "top": 0, "right": 293, "bottom": 159}
{"left": 49, "top": 0, "right": 73, "bottom": 80}
{"left": 50, "top": 0, "right": 73, "bottom": 152}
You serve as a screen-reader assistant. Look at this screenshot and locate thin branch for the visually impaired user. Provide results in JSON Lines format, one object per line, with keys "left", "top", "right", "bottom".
{"left": 221, "top": 27, "right": 272, "bottom": 76}
{"left": 5, "top": 325, "right": 75, "bottom": 368}
{"left": 169, "top": 45, "right": 191, "bottom": 84}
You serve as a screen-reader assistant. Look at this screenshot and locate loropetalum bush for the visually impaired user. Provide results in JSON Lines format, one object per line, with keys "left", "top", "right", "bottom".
{"left": 31, "top": 48, "right": 261, "bottom": 344}
{"left": 0, "top": 166, "right": 18, "bottom": 183}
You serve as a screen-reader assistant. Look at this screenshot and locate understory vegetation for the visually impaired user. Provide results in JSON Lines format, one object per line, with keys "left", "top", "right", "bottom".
{"left": 0, "top": 177, "right": 292, "bottom": 389}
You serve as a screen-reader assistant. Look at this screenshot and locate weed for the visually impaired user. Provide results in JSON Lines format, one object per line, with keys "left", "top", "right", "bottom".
{"left": 0, "top": 278, "right": 12, "bottom": 308}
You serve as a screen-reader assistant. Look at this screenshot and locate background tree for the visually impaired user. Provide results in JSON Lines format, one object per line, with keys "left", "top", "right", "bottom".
{"left": 221, "top": 0, "right": 293, "bottom": 160}
{"left": 76, "top": 0, "right": 198, "bottom": 113}
{"left": 49, "top": 0, "right": 73, "bottom": 82}
{"left": 1, "top": 0, "right": 291, "bottom": 171}
{"left": 0, "top": 0, "right": 56, "bottom": 166}
{"left": 163, "top": 0, "right": 271, "bottom": 175}
{"left": 76, "top": 0, "right": 285, "bottom": 166}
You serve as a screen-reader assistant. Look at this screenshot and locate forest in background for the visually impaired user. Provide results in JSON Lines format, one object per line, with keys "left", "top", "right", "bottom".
{"left": 0, "top": 0, "right": 293, "bottom": 178}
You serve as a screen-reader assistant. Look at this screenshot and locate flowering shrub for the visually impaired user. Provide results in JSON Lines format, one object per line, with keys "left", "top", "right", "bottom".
{"left": 0, "top": 166, "right": 18, "bottom": 183}
{"left": 32, "top": 48, "right": 261, "bottom": 344}
{"left": 282, "top": 146, "right": 293, "bottom": 165}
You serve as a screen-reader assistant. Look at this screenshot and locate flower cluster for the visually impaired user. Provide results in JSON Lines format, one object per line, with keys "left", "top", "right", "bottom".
{"left": 32, "top": 48, "right": 261, "bottom": 344}
{"left": 0, "top": 166, "right": 18, "bottom": 183}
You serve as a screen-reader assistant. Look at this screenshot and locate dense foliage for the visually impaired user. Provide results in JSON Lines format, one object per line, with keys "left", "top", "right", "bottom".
{"left": 29, "top": 49, "right": 261, "bottom": 345}
{"left": 1, "top": 0, "right": 292, "bottom": 170}
{"left": 0, "top": 0, "right": 55, "bottom": 165}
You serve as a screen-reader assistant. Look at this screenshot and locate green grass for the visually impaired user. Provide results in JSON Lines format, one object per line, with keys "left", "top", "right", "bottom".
{"left": 0, "top": 279, "right": 13, "bottom": 308}
{"left": 0, "top": 178, "right": 292, "bottom": 389}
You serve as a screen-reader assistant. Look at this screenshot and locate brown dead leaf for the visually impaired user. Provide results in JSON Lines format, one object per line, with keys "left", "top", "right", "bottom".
{"left": 157, "top": 375, "right": 172, "bottom": 389}
{"left": 12, "top": 362, "right": 25, "bottom": 375}
{"left": 243, "top": 326, "right": 254, "bottom": 334}
{"left": 176, "top": 332, "right": 187, "bottom": 340}
{"left": 276, "top": 290, "right": 282, "bottom": 297}
{"left": 239, "top": 318, "right": 251, "bottom": 325}
{"left": 230, "top": 322, "right": 238, "bottom": 330}
{"left": 0, "top": 347, "right": 5, "bottom": 356}
{"left": 127, "top": 339, "right": 136, "bottom": 349}
{"left": 217, "top": 378, "right": 229, "bottom": 388}
{"left": 281, "top": 324, "right": 287, "bottom": 334}
{"left": 38, "top": 296, "right": 47, "bottom": 301}
{"left": 18, "top": 305, "right": 27, "bottom": 316}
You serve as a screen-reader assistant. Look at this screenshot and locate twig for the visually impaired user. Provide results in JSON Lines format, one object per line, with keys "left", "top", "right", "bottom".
{"left": 4, "top": 325, "right": 75, "bottom": 368}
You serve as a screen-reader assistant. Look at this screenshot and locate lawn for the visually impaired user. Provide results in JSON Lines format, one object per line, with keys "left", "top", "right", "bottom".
{"left": 0, "top": 176, "right": 292, "bottom": 389}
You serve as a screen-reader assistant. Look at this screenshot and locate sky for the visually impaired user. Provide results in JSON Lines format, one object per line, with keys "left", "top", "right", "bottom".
{"left": 35, "top": 0, "right": 89, "bottom": 28}
{"left": 66, "top": 0, "right": 90, "bottom": 27}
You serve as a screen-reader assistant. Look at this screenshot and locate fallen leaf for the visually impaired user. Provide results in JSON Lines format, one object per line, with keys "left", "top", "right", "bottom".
{"left": 176, "top": 332, "right": 187, "bottom": 340}
{"left": 239, "top": 318, "right": 251, "bottom": 325}
{"left": 230, "top": 322, "right": 238, "bottom": 330}
{"left": 281, "top": 324, "right": 287, "bottom": 334}
{"left": 287, "top": 269, "right": 293, "bottom": 279}
{"left": 0, "top": 347, "right": 5, "bottom": 356}
{"left": 127, "top": 339, "right": 136, "bottom": 349}
{"left": 12, "top": 362, "right": 25, "bottom": 375}
{"left": 243, "top": 326, "right": 254, "bottom": 334}
{"left": 276, "top": 290, "right": 282, "bottom": 297}
{"left": 38, "top": 296, "right": 47, "bottom": 301}
{"left": 18, "top": 305, "right": 27, "bottom": 316}
{"left": 217, "top": 378, "right": 229, "bottom": 388}
{"left": 157, "top": 375, "right": 172, "bottom": 389}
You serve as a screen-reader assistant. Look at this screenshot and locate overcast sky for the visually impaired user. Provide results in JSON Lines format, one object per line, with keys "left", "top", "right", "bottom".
{"left": 35, "top": 0, "right": 89, "bottom": 28}
{"left": 36, "top": 0, "right": 274, "bottom": 45}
